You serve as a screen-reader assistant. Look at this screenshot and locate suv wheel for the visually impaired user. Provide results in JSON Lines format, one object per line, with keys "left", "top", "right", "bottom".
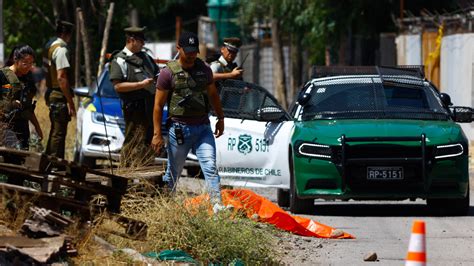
{"left": 76, "top": 148, "right": 96, "bottom": 169}
{"left": 289, "top": 157, "right": 313, "bottom": 214}
{"left": 427, "top": 185, "right": 470, "bottom": 216}
{"left": 277, "top": 189, "right": 290, "bottom": 208}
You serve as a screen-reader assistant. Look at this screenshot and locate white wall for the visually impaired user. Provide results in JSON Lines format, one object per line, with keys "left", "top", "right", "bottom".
{"left": 440, "top": 33, "right": 474, "bottom": 141}
{"left": 144, "top": 42, "right": 175, "bottom": 67}
{"left": 395, "top": 34, "right": 422, "bottom": 65}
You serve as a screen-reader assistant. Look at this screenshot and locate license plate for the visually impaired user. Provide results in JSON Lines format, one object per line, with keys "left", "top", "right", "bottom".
{"left": 367, "top": 167, "right": 404, "bottom": 180}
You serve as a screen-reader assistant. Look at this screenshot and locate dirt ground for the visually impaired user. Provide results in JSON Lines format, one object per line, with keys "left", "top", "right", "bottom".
{"left": 179, "top": 172, "right": 474, "bottom": 266}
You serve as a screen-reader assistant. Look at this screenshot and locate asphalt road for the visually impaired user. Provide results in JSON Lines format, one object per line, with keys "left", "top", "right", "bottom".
{"left": 249, "top": 176, "right": 474, "bottom": 265}
{"left": 180, "top": 174, "right": 474, "bottom": 265}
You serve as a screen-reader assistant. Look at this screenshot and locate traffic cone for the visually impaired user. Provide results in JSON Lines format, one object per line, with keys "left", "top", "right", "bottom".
{"left": 405, "top": 220, "right": 426, "bottom": 266}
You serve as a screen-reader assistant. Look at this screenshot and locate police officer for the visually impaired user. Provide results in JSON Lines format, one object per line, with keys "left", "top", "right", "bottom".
{"left": 210, "top": 37, "right": 243, "bottom": 81}
{"left": 109, "top": 26, "right": 159, "bottom": 166}
{"left": 43, "top": 20, "right": 75, "bottom": 159}
{"left": 0, "top": 45, "right": 43, "bottom": 149}
{"left": 151, "top": 32, "right": 225, "bottom": 210}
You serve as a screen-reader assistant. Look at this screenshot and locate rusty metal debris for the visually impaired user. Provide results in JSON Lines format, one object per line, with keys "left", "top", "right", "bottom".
{"left": 110, "top": 214, "right": 149, "bottom": 240}
{"left": 0, "top": 147, "right": 149, "bottom": 239}
{"left": 0, "top": 147, "right": 128, "bottom": 215}
{"left": 21, "top": 207, "right": 74, "bottom": 237}
{"left": 0, "top": 148, "right": 155, "bottom": 263}
{"left": 1, "top": 235, "right": 66, "bottom": 264}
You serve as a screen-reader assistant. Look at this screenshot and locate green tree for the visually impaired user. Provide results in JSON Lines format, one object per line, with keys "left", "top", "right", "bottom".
{"left": 3, "top": 0, "right": 208, "bottom": 86}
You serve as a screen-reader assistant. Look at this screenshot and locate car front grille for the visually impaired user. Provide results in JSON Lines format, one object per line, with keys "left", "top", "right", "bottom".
{"left": 336, "top": 143, "right": 433, "bottom": 191}
{"left": 346, "top": 165, "right": 422, "bottom": 191}
{"left": 331, "top": 144, "right": 434, "bottom": 163}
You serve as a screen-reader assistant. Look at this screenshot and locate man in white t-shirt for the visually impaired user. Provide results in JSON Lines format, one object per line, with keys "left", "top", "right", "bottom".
{"left": 43, "top": 20, "right": 75, "bottom": 159}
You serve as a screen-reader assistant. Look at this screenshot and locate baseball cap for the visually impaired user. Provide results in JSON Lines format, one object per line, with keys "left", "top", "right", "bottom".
{"left": 178, "top": 32, "right": 200, "bottom": 53}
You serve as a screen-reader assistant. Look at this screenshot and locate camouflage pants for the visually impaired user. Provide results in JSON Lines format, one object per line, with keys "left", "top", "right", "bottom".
{"left": 45, "top": 89, "right": 71, "bottom": 159}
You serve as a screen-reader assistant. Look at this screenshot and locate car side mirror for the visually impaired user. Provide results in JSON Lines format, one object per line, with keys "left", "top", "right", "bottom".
{"left": 256, "top": 106, "right": 286, "bottom": 122}
{"left": 451, "top": 106, "right": 473, "bottom": 123}
{"left": 297, "top": 93, "right": 311, "bottom": 106}
{"left": 74, "top": 86, "right": 91, "bottom": 98}
{"left": 440, "top": 93, "right": 453, "bottom": 107}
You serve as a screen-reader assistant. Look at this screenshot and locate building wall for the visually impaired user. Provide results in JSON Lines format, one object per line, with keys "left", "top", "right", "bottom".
{"left": 239, "top": 44, "right": 290, "bottom": 98}
{"left": 395, "top": 34, "right": 422, "bottom": 65}
{"left": 422, "top": 31, "right": 440, "bottom": 88}
{"left": 440, "top": 33, "right": 474, "bottom": 141}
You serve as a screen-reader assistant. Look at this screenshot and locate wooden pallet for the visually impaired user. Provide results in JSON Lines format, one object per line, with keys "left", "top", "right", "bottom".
{"left": 0, "top": 147, "right": 128, "bottom": 215}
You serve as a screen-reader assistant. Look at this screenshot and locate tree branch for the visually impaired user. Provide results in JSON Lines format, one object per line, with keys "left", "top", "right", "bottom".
{"left": 27, "top": 0, "right": 55, "bottom": 29}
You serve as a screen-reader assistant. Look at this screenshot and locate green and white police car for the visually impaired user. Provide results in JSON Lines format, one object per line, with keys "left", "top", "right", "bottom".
{"left": 210, "top": 66, "right": 472, "bottom": 215}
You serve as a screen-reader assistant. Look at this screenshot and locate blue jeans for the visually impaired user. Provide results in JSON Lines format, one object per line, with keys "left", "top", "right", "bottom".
{"left": 163, "top": 122, "right": 222, "bottom": 203}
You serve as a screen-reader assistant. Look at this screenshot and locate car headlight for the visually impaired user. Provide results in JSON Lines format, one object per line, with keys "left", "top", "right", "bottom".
{"left": 434, "top": 143, "right": 464, "bottom": 159}
{"left": 91, "top": 112, "right": 124, "bottom": 127}
{"left": 297, "top": 142, "right": 332, "bottom": 159}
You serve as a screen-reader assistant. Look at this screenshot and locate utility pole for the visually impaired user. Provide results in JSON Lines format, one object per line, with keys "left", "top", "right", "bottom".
{"left": 400, "top": 0, "right": 404, "bottom": 20}
{"left": 175, "top": 16, "right": 182, "bottom": 46}
{"left": 0, "top": 0, "right": 4, "bottom": 66}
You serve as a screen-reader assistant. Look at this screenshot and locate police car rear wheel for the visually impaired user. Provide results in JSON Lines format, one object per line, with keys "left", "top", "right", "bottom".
{"left": 277, "top": 189, "right": 290, "bottom": 208}
{"left": 78, "top": 150, "right": 96, "bottom": 169}
{"left": 427, "top": 184, "right": 470, "bottom": 216}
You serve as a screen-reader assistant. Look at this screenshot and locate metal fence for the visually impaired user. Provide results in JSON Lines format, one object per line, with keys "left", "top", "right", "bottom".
{"left": 238, "top": 43, "right": 291, "bottom": 97}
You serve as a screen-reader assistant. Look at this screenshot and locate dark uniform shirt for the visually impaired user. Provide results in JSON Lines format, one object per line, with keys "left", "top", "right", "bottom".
{"left": 0, "top": 68, "right": 37, "bottom": 121}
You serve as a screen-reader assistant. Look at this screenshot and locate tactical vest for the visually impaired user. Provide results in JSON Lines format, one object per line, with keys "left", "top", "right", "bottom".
{"left": 0, "top": 68, "right": 35, "bottom": 120}
{"left": 43, "top": 41, "right": 65, "bottom": 89}
{"left": 167, "top": 59, "right": 209, "bottom": 117}
{"left": 218, "top": 60, "right": 237, "bottom": 73}
{"left": 111, "top": 50, "right": 158, "bottom": 102}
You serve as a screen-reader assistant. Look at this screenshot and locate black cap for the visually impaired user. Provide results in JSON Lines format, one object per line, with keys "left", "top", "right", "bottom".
{"left": 178, "top": 32, "right": 200, "bottom": 53}
{"left": 56, "top": 20, "right": 74, "bottom": 34}
{"left": 223, "top": 37, "right": 241, "bottom": 53}
{"left": 57, "top": 20, "right": 74, "bottom": 28}
{"left": 124, "top": 26, "right": 147, "bottom": 41}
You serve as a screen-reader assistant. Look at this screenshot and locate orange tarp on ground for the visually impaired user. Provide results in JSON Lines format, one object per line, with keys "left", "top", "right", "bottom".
{"left": 188, "top": 189, "right": 354, "bottom": 239}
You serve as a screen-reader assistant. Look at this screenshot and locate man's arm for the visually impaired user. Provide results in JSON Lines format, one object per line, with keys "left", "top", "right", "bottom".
{"left": 151, "top": 88, "right": 169, "bottom": 153}
{"left": 112, "top": 78, "right": 154, "bottom": 93}
{"left": 57, "top": 68, "right": 76, "bottom": 117}
{"left": 207, "top": 82, "right": 224, "bottom": 137}
{"left": 212, "top": 67, "right": 243, "bottom": 81}
{"left": 109, "top": 58, "right": 155, "bottom": 93}
{"left": 53, "top": 47, "right": 75, "bottom": 116}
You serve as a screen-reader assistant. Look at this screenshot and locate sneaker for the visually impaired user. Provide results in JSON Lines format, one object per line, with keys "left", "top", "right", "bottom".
{"left": 213, "top": 203, "right": 226, "bottom": 214}
{"left": 213, "top": 203, "right": 234, "bottom": 214}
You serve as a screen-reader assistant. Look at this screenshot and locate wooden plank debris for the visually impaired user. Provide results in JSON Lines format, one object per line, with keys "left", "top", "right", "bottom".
{"left": 0, "top": 147, "right": 128, "bottom": 215}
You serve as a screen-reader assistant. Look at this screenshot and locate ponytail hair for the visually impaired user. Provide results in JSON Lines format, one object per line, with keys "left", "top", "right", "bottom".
{"left": 4, "top": 44, "right": 35, "bottom": 67}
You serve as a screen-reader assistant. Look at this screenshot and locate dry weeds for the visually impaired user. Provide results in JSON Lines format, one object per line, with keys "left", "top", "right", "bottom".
{"left": 94, "top": 187, "right": 281, "bottom": 265}
{"left": 2, "top": 97, "right": 282, "bottom": 265}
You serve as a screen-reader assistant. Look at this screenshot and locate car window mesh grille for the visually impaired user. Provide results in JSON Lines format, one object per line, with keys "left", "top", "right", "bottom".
{"left": 302, "top": 78, "right": 381, "bottom": 120}
{"left": 300, "top": 76, "right": 448, "bottom": 121}
{"left": 311, "top": 65, "right": 425, "bottom": 80}
{"left": 217, "top": 79, "right": 281, "bottom": 119}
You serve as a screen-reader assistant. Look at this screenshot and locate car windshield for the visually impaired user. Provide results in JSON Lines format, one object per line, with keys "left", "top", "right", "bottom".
{"left": 298, "top": 77, "right": 449, "bottom": 121}
{"left": 97, "top": 70, "right": 119, "bottom": 98}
